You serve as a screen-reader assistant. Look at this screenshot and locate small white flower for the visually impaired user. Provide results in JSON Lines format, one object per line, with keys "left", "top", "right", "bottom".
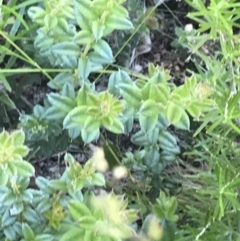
{"left": 185, "top": 24, "right": 193, "bottom": 32}
{"left": 91, "top": 146, "right": 109, "bottom": 173}
{"left": 113, "top": 166, "right": 128, "bottom": 179}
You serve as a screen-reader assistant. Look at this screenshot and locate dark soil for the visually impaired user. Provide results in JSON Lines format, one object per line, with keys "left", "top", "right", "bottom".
{"left": 139, "top": 0, "right": 196, "bottom": 81}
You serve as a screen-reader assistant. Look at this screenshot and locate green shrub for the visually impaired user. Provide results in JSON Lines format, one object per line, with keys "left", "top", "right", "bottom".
{"left": 2, "top": 0, "right": 240, "bottom": 240}
{"left": 0, "top": 129, "right": 178, "bottom": 241}
{"left": 16, "top": 0, "right": 210, "bottom": 195}
{"left": 170, "top": 0, "right": 240, "bottom": 240}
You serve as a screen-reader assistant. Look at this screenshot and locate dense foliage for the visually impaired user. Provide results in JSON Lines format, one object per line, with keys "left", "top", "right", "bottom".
{"left": 1, "top": 0, "right": 240, "bottom": 240}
